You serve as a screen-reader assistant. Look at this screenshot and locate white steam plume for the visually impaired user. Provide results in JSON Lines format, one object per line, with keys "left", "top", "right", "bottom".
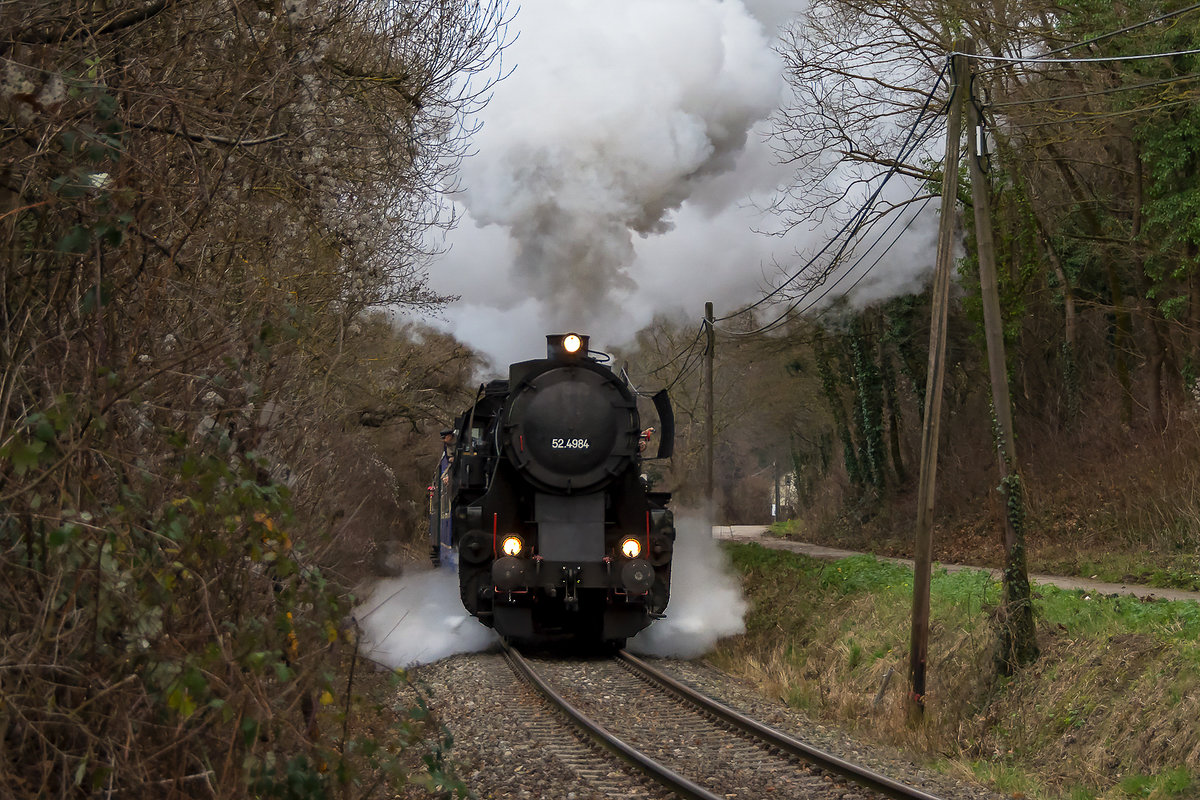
{"left": 627, "top": 513, "right": 747, "bottom": 658}
{"left": 429, "top": 0, "right": 945, "bottom": 370}
{"left": 449, "top": 0, "right": 783, "bottom": 333}
{"left": 354, "top": 570, "right": 498, "bottom": 668}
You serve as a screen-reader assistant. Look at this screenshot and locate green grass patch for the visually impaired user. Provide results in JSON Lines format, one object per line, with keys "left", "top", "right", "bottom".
{"left": 766, "top": 518, "right": 803, "bottom": 537}
{"left": 819, "top": 553, "right": 912, "bottom": 596}
{"left": 1116, "top": 768, "right": 1194, "bottom": 798}
{"left": 971, "top": 761, "right": 1045, "bottom": 797}
{"left": 1035, "top": 584, "right": 1200, "bottom": 640}
{"left": 1037, "top": 553, "right": 1200, "bottom": 592}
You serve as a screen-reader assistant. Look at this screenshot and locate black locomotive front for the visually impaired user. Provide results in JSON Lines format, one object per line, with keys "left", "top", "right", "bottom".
{"left": 432, "top": 333, "right": 675, "bottom": 647}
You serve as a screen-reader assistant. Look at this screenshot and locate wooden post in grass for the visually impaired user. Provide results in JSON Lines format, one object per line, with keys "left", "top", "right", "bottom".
{"left": 909, "top": 44, "right": 966, "bottom": 717}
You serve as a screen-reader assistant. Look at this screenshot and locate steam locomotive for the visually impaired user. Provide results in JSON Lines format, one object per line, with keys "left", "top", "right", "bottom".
{"left": 429, "top": 333, "right": 675, "bottom": 647}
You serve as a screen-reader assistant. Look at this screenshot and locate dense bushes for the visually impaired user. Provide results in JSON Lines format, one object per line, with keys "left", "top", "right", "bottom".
{"left": 1, "top": 0, "right": 505, "bottom": 795}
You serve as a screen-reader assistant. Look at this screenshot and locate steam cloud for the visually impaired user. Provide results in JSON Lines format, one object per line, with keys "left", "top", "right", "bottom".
{"left": 355, "top": 570, "right": 498, "bottom": 668}
{"left": 430, "top": 0, "right": 943, "bottom": 368}
{"left": 628, "top": 514, "right": 747, "bottom": 658}
{"left": 462, "top": 0, "right": 780, "bottom": 329}
{"left": 432, "top": 0, "right": 789, "bottom": 364}
{"left": 355, "top": 514, "right": 744, "bottom": 666}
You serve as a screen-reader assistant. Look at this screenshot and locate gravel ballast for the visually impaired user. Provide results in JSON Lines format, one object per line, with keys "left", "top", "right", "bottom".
{"left": 396, "top": 649, "right": 1006, "bottom": 800}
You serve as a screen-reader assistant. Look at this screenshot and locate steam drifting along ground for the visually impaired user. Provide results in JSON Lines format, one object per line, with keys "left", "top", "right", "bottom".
{"left": 355, "top": 570, "right": 499, "bottom": 668}
{"left": 355, "top": 515, "right": 746, "bottom": 667}
{"left": 628, "top": 513, "right": 748, "bottom": 658}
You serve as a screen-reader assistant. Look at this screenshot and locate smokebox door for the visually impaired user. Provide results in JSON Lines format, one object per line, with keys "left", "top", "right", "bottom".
{"left": 535, "top": 492, "right": 604, "bottom": 561}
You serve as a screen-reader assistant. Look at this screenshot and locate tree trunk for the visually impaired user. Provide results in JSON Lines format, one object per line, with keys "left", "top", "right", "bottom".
{"left": 851, "top": 316, "right": 887, "bottom": 492}
{"left": 879, "top": 339, "right": 907, "bottom": 484}
{"left": 1045, "top": 142, "right": 1135, "bottom": 427}
{"left": 1000, "top": 141, "right": 1079, "bottom": 427}
{"left": 1191, "top": 248, "right": 1200, "bottom": 382}
{"left": 968, "top": 78, "right": 1038, "bottom": 673}
{"left": 1106, "top": 262, "right": 1136, "bottom": 428}
{"left": 1132, "top": 155, "right": 1166, "bottom": 433}
{"left": 1034, "top": 221, "right": 1080, "bottom": 426}
{"left": 814, "top": 336, "right": 863, "bottom": 487}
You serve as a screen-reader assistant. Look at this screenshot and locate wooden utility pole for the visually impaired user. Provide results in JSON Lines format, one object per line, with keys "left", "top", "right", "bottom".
{"left": 909, "top": 45, "right": 967, "bottom": 715}
{"left": 965, "top": 40, "right": 1039, "bottom": 672}
{"left": 704, "top": 302, "right": 715, "bottom": 517}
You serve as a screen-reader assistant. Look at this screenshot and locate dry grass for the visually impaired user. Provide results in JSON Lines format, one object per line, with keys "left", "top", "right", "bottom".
{"left": 712, "top": 545, "right": 1200, "bottom": 799}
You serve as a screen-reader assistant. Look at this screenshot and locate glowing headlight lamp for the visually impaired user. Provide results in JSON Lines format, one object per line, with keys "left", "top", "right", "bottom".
{"left": 563, "top": 334, "right": 583, "bottom": 354}
{"left": 500, "top": 535, "right": 524, "bottom": 557}
{"left": 620, "top": 538, "right": 642, "bottom": 559}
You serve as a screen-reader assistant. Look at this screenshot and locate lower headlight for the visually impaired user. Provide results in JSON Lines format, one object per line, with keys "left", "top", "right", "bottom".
{"left": 501, "top": 535, "right": 523, "bottom": 557}
{"left": 620, "top": 538, "right": 642, "bottom": 558}
{"left": 493, "top": 556, "right": 531, "bottom": 591}
{"left": 620, "top": 558, "right": 654, "bottom": 592}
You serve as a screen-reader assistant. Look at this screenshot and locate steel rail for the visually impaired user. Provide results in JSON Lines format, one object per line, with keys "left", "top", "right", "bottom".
{"left": 618, "top": 651, "right": 948, "bottom": 800}
{"left": 501, "top": 643, "right": 723, "bottom": 800}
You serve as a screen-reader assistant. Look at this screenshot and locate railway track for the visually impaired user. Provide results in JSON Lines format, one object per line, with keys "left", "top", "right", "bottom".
{"left": 503, "top": 642, "right": 949, "bottom": 800}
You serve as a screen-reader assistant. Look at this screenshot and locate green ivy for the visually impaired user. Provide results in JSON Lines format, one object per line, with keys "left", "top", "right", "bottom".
{"left": 850, "top": 318, "right": 886, "bottom": 491}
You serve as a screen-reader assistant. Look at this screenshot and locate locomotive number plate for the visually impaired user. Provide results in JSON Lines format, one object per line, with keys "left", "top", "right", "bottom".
{"left": 551, "top": 438, "right": 590, "bottom": 450}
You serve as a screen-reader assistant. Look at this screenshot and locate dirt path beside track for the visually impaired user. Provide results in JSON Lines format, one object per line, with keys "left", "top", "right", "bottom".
{"left": 713, "top": 525, "right": 1200, "bottom": 604}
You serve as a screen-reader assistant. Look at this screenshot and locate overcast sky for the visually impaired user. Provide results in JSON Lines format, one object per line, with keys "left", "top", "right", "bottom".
{"left": 421, "top": 0, "right": 938, "bottom": 370}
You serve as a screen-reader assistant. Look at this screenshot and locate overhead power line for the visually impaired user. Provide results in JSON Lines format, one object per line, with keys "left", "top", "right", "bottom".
{"left": 959, "top": 2, "right": 1200, "bottom": 66}
{"left": 990, "top": 71, "right": 1200, "bottom": 108}
{"left": 662, "top": 346, "right": 705, "bottom": 394}
{"left": 713, "top": 60, "right": 951, "bottom": 329}
{"left": 956, "top": 47, "right": 1200, "bottom": 64}
{"left": 1037, "top": 1, "right": 1200, "bottom": 58}
{"left": 1008, "top": 96, "right": 1197, "bottom": 128}
{"left": 806, "top": 194, "right": 938, "bottom": 324}
{"left": 654, "top": 5, "right": 1200, "bottom": 357}
{"left": 716, "top": 183, "right": 937, "bottom": 338}
{"left": 634, "top": 321, "right": 708, "bottom": 395}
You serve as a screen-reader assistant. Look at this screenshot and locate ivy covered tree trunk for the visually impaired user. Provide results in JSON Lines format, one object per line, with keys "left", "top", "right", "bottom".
{"left": 1191, "top": 267, "right": 1200, "bottom": 380}
{"left": 883, "top": 295, "right": 928, "bottom": 417}
{"left": 997, "top": 472, "right": 1040, "bottom": 674}
{"left": 814, "top": 336, "right": 864, "bottom": 488}
{"left": 879, "top": 338, "right": 907, "bottom": 484}
{"left": 850, "top": 317, "right": 887, "bottom": 492}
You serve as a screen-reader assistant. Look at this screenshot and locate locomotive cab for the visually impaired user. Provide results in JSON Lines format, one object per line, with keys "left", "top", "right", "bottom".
{"left": 433, "top": 333, "right": 675, "bottom": 647}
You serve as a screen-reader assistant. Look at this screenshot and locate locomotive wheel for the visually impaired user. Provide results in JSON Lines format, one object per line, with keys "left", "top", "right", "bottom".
{"left": 460, "top": 570, "right": 493, "bottom": 618}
